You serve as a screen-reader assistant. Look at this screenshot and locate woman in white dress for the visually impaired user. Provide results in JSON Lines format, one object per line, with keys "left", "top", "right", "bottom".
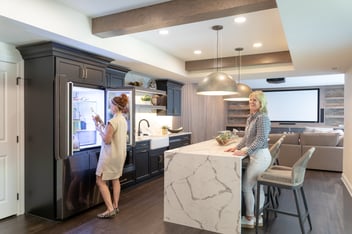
{"left": 93, "top": 93, "right": 128, "bottom": 218}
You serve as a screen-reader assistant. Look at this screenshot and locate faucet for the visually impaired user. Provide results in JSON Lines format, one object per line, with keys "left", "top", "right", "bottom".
{"left": 138, "top": 119, "right": 150, "bottom": 136}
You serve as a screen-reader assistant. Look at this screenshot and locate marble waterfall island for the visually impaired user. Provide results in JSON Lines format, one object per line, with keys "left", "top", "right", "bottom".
{"left": 164, "top": 139, "right": 245, "bottom": 234}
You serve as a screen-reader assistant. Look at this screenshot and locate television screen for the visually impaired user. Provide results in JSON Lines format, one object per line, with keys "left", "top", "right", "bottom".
{"left": 263, "top": 89, "right": 319, "bottom": 123}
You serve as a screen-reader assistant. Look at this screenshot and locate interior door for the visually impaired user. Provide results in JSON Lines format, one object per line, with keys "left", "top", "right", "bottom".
{"left": 0, "top": 61, "right": 18, "bottom": 219}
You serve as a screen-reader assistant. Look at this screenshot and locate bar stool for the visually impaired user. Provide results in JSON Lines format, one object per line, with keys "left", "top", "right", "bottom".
{"left": 241, "top": 135, "right": 285, "bottom": 220}
{"left": 269, "top": 134, "right": 286, "bottom": 167}
{"left": 255, "top": 147, "right": 316, "bottom": 234}
{"left": 267, "top": 134, "right": 286, "bottom": 209}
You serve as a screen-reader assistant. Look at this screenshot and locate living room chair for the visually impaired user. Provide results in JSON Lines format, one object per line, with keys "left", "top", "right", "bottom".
{"left": 255, "top": 147, "right": 316, "bottom": 234}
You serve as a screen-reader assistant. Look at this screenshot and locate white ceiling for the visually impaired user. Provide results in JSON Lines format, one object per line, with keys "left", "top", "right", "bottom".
{"left": 0, "top": 0, "right": 350, "bottom": 87}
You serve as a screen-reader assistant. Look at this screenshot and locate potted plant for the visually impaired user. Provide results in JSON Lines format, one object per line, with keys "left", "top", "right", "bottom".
{"left": 141, "top": 95, "right": 151, "bottom": 104}
{"left": 162, "top": 126, "right": 168, "bottom": 135}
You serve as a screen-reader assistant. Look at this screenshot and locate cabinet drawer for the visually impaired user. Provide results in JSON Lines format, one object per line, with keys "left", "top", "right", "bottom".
{"left": 134, "top": 141, "right": 150, "bottom": 152}
{"left": 120, "top": 166, "right": 136, "bottom": 188}
{"left": 169, "top": 134, "right": 191, "bottom": 149}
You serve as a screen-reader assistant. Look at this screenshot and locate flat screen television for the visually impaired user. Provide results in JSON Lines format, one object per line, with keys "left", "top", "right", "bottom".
{"left": 263, "top": 89, "right": 320, "bottom": 123}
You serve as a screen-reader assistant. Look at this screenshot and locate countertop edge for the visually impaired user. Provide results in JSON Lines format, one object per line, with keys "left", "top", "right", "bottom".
{"left": 135, "top": 132, "right": 192, "bottom": 142}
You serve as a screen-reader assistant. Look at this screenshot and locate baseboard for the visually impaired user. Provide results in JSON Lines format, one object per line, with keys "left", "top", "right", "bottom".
{"left": 341, "top": 173, "right": 352, "bottom": 197}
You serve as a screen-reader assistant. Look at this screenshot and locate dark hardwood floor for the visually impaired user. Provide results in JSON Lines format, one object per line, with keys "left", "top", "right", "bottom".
{"left": 1, "top": 170, "right": 351, "bottom": 234}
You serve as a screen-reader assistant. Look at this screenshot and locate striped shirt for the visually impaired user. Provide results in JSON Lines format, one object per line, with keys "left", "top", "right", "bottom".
{"left": 236, "top": 112, "right": 271, "bottom": 156}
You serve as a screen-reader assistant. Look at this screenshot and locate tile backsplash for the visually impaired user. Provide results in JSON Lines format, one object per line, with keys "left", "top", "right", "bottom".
{"left": 136, "top": 113, "right": 173, "bottom": 136}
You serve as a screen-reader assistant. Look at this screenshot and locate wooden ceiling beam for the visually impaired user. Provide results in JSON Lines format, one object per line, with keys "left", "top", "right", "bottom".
{"left": 92, "top": 0, "right": 277, "bottom": 38}
{"left": 185, "top": 51, "right": 292, "bottom": 71}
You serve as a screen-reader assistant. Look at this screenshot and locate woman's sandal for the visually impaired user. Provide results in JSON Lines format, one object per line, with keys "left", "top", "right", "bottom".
{"left": 97, "top": 210, "right": 116, "bottom": 219}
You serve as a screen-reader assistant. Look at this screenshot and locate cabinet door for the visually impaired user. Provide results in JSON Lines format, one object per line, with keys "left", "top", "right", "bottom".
{"left": 149, "top": 153, "right": 159, "bottom": 176}
{"left": 172, "top": 86, "right": 182, "bottom": 115}
{"left": 88, "top": 149, "right": 103, "bottom": 206}
{"left": 120, "top": 147, "right": 136, "bottom": 188}
{"left": 149, "top": 147, "right": 166, "bottom": 176}
{"left": 84, "top": 63, "right": 105, "bottom": 86}
{"left": 156, "top": 80, "right": 183, "bottom": 116}
{"left": 135, "top": 150, "right": 149, "bottom": 181}
{"left": 62, "top": 151, "right": 90, "bottom": 218}
{"left": 106, "top": 69, "right": 125, "bottom": 88}
{"left": 56, "top": 57, "right": 83, "bottom": 82}
{"left": 134, "top": 141, "right": 150, "bottom": 182}
{"left": 56, "top": 57, "right": 105, "bottom": 86}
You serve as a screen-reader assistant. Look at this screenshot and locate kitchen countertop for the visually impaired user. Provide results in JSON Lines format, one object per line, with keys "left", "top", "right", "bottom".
{"left": 163, "top": 138, "right": 244, "bottom": 233}
{"left": 135, "top": 131, "right": 192, "bottom": 142}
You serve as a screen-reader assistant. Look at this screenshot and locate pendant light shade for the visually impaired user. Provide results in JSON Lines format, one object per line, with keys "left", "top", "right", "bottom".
{"left": 223, "top": 47, "right": 252, "bottom": 101}
{"left": 197, "top": 71, "right": 238, "bottom": 95}
{"left": 223, "top": 83, "right": 252, "bottom": 101}
{"left": 197, "top": 25, "right": 238, "bottom": 96}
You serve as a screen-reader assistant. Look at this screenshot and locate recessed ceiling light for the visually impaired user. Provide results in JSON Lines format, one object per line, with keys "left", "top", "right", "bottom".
{"left": 194, "top": 50, "right": 202, "bottom": 55}
{"left": 158, "top": 29, "right": 169, "bottom": 35}
{"left": 234, "top": 16, "right": 246, "bottom": 23}
{"left": 253, "top": 42, "right": 262, "bottom": 48}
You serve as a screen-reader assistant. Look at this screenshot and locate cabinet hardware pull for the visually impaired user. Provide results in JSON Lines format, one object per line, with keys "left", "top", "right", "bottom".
{"left": 67, "top": 82, "right": 73, "bottom": 157}
{"left": 80, "top": 67, "right": 84, "bottom": 79}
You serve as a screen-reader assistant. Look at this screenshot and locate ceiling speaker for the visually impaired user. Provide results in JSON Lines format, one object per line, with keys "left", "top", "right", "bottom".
{"left": 266, "top": 78, "right": 285, "bottom": 84}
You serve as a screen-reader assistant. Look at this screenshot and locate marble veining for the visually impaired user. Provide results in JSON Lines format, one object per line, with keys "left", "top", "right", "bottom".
{"left": 164, "top": 139, "right": 244, "bottom": 234}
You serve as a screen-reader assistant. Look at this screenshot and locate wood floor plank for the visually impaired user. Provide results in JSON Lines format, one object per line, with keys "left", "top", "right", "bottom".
{"left": 0, "top": 171, "right": 351, "bottom": 234}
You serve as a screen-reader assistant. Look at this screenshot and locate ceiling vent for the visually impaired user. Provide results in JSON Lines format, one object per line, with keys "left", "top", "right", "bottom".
{"left": 266, "top": 78, "right": 285, "bottom": 84}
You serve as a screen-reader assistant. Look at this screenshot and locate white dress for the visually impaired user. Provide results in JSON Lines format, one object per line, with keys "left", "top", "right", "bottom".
{"left": 96, "top": 113, "right": 127, "bottom": 180}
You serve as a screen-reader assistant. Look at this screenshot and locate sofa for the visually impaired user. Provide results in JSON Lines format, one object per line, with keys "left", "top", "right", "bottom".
{"left": 269, "top": 132, "right": 344, "bottom": 172}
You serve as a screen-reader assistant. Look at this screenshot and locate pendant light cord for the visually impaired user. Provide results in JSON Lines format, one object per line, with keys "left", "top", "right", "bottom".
{"left": 212, "top": 25, "right": 223, "bottom": 72}
{"left": 238, "top": 49, "right": 241, "bottom": 82}
{"left": 216, "top": 29, "right": 219, "bottom": 72}
{"left": 235, "top": 47, "right": 243, "bottom": 83}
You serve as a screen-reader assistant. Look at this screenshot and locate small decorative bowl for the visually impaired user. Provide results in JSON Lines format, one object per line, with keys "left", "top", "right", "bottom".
{"left": 167, "top": 127, "right": 183, "bottom": 133}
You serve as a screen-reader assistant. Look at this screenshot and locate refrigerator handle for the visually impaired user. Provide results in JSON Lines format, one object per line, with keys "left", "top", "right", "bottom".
{"left": 67, "top": 82, "right": 73, "bottom": 156}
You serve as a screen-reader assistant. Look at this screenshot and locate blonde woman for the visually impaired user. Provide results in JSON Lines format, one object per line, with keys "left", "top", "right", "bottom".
{"left": 226, "top": 91, "right": 271, "bottom": 228}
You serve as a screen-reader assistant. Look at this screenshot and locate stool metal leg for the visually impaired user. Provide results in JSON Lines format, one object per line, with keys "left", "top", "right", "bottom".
{"left": 255, "top": 182, "right": 260, "bottom": 234}
{"left": 293, "top": 189, "right": 306, "bottom": 234}
{"left": 300, "top": 187, "right": 312, "bottom": 231}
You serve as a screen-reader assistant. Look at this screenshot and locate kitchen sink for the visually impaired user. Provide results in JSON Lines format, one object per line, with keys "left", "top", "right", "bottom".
{"left": 135, "top": 135, "right": 169, "bottom": 149}
{"left": 149, "top": 136, "right": 169, "bottom": 150}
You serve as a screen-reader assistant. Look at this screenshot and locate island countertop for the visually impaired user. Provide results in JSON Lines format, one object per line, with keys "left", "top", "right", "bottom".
{"left": 168, "top": 138, "right": 242, "bottom": 157}
{"left": 163, "top": 138, "right": 244, "bottom": 234}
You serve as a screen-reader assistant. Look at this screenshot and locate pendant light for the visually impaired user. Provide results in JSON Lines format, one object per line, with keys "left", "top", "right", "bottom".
{"left": 197, "top": 25, "right": 238, "bottom": 96}
{"left": 223, "top": 47, "right": 252, "bottom": 101}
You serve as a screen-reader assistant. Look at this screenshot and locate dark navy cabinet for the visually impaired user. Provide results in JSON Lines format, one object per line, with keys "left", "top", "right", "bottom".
{"left": 169, "top": 134, "right": 191, "bottom": 149}
{"left": 106, "top": 64, "right": 128, "bottom": 88}
{"left": 156, "top": 80, "right": 183, "bottom": 116}
{"left": 134, "top": 140, "right": 150, "bottom": 182}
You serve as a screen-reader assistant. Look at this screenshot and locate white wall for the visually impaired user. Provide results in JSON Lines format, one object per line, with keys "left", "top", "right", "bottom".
{"left": 342, "top": 68, "right": 352, "bottom": 196}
